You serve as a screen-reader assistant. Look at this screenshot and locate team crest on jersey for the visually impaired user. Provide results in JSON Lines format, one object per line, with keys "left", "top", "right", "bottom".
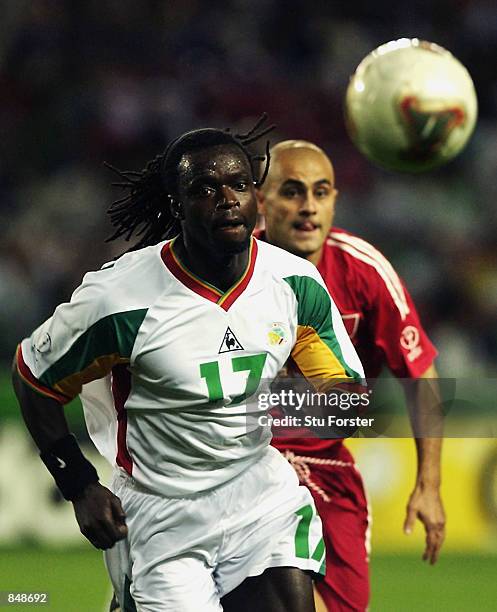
{"left": 219, "top": 327, "right": 244, "bottom": 353}
{"left": 267, "top": 322, "right": 288, "bottom": 346}
{"left": 400, "top": 325, "right": 422, "bottom": 362}
{"left": 34, "top": 331, "right": 52, "bottom": 354}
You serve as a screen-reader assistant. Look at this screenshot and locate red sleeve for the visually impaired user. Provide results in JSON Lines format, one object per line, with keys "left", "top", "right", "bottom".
{"left": 367, "top": 266, "right": 438, "bottom": 379}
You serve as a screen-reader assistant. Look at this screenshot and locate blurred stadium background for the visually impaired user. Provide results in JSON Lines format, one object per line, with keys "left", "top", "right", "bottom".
{"left": 1, "top": 1, "right": 497, "bottom": 610}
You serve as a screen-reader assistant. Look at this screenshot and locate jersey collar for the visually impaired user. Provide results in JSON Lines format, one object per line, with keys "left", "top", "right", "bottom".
{"left": 161, "top": 237, "right": 258, "bottom": 311}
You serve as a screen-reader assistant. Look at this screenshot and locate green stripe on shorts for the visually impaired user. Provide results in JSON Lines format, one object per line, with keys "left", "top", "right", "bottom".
{"left": 294, "top": 504, "right": 326, "bottom": 571}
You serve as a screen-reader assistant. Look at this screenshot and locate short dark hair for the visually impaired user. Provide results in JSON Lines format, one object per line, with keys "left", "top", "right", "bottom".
{"left": 106, "top": 114, "right": 274, "bottom": 251}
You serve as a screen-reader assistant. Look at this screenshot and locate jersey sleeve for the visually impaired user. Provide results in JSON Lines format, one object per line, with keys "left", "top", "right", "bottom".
{"left": 284, "top": 271, "right": 365, "bottom": 391}
{"left": 367, "top": 265, "right": 438, "bottom": 378}
{"left": 15, "top": 270, "right": 148, "bottom": 404}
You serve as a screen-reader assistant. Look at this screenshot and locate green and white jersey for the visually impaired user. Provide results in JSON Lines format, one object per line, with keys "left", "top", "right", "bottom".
{"left": 17, "top": 237, "right": 364, "bottom": 496}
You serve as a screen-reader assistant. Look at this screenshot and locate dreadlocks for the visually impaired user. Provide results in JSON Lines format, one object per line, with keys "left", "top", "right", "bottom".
{"left": 105, "top": 113, "right": 275, "bottom": 251}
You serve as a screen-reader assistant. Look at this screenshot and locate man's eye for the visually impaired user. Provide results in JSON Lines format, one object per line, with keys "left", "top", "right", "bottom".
{"left": 282, "top": 188, "right": 300, "bottom": 198}
{"left": 315, "top": 188, "right": 330, "bottom": 198}
{"left": 234, "top": 182, "right": 248, "bottom": 191}
{"left": 196, "top": 185, "right": 215, "bottom": 197}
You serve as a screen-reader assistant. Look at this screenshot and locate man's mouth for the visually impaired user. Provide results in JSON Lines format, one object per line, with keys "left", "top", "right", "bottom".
{"left": 293, "top": 221, "right": 319, "bottom": 232}
{"left": 213, "top": 216, "right": 246, "bottom": 231}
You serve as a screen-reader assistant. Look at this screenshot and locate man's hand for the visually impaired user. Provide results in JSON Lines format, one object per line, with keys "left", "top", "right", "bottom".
{"left": 403, "top": 484, "right": 445, "bottom": 564}
{"left": 72, "top": 482, "right": 128, "bottom": 550}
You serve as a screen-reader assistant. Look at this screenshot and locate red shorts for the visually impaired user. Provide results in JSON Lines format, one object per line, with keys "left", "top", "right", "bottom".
{"left": 281, "top": 444, "right": 370, "bottom": 611}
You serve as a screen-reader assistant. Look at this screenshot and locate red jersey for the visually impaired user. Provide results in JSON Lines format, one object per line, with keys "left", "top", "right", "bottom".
{"left": 258, "top": 227, "right": 438, "bottom": 457}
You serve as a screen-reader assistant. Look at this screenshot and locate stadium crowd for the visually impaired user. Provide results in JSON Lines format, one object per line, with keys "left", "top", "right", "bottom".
{"left": 1, "top": 0, "right": 497, "bottom": 377}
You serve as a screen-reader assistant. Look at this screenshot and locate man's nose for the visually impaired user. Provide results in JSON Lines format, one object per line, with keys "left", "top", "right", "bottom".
{"left": 217, "top": 185, "right": 240, "bottom": 208}
{"left": 299, "top": 193, "right": 317, "bottom": 215}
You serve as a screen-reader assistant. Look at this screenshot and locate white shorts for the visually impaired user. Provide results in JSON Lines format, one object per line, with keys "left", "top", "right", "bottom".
{"left": 105, "top": 446, "right": 325, "bottom": 612}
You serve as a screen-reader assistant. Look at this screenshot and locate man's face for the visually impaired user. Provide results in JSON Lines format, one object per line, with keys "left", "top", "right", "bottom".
{"left": 259, "top": 147, "right": 337, "bottom": 261}
{"left": 176, "top": 144, "right": 257, "bottom": 256}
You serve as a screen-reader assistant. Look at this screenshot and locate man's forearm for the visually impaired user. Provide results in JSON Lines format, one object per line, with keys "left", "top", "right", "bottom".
{"left": 12, "top": 361, "right": 100, "bottom": 502}
{"left": 12, "top": 358, "right": 126, "bottom": 549}
{"left": 403, "top": 363, "right": 445, "bottom": 562}
{"left": 405, "top": 363, "right": 443, "bottom": 486}
{"left": 413, "top": 437, "right": 442, "bottom": 488}
{"left": 12, "top": 364, "right": 70, "bottom": 452}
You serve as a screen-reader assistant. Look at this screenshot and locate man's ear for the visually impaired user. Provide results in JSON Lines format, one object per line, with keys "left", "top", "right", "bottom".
{"left": 256, "top": 189, "right": 266, "bottom": 216}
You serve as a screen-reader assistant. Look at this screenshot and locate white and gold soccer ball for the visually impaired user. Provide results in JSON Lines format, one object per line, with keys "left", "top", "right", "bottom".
{"left": 344, "top": 38, "right": 478, "bottom": 172}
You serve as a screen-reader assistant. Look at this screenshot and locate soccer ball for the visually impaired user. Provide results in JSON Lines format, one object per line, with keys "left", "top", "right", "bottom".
{"left": 344, "top": 38, "right": 478, "bottom": 172}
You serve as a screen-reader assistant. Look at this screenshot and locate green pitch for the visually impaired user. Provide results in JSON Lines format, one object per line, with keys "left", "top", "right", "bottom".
{"left": 0, "top": 548, "right": 109, "bottom": 611}
{"left": 1, "top": 548, "right": 496, "bottom": 611}
{"left": 371, "top": 553, "right": 497, "bottom": 611}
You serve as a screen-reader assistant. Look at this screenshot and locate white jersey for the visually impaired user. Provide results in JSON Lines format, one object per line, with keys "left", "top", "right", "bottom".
{"left": 17, "top": 237, "right": 364, "bottom": 496}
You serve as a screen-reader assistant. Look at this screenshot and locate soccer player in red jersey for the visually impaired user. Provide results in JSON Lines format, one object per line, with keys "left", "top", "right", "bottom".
{"left": 257, "top": 140, "right": 446, "bottom": 612}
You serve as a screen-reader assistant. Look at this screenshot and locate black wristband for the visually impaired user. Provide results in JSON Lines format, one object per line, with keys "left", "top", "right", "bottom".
{"left": 40, "top": 434, "right": 99, "bottom": 501}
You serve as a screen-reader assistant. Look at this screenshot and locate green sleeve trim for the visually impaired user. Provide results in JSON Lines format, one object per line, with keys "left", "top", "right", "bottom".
{"left": 39, "top": 308, "right": 148, "bottom": 388}
{"left": 284, "top": 275, "right": 361, "bottom": 381}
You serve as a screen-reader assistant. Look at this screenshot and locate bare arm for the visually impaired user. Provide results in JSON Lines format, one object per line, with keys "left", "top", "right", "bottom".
{"left": 12, "top": 362, "right": 70, "bottom": 449}
{"left": 402, "top": 363, "right": 445, "bottom": 564}
{"left": 12, "top": 362, "right": 128, "bottom": 550}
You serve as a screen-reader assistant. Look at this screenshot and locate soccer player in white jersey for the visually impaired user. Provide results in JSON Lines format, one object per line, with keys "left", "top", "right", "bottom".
{"left": 12, "top": 121, "right": 366, "bottom": 612}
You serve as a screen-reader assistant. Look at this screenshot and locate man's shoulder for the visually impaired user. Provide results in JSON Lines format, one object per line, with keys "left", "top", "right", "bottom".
{"left": 99, "top": 241, "right": 165, "bottom": 275}
{"left": 77, "top": 241, "right": 169, "bottom": 313}
{"left": 324, "top": 227, "right": 411, "bottom": 317}
{"left": 326, "top": 227, "right": 386, "bottom": 258}
{"left": 324, "top": 227, "right": 397, "bottom": 279}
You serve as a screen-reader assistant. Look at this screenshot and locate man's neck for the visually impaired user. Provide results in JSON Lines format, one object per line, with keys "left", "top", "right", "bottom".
{"left": 261, "top": 229, "right": 323, "bottom": 269}
{"left": 306, "top": 245, "right": 323, "bottom": 267}
{"left": 174, "top": 235, "right": 249, "bottom": 293}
